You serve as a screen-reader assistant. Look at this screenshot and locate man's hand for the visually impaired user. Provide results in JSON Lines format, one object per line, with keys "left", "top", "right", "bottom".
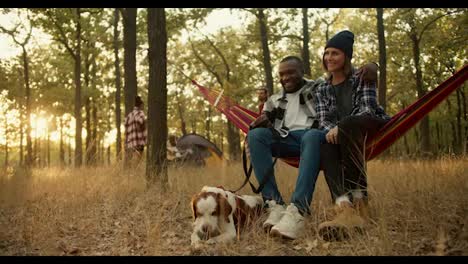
{"left": 249, "top": 113, "right": 272, "bottom": 130}
{"left": 356, "top": 62, "right": 378, "bottom": 82}
{"left": 326, "top": 126, "right": 339, "bottom": 144}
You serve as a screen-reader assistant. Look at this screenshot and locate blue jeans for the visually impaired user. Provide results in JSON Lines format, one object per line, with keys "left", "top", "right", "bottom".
{"left": 247, "top": 128, "right": 326, "bottom": 215}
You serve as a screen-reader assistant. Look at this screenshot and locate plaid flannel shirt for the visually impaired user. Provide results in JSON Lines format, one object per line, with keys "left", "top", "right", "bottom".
{"left": 124, "top": 107, "right": 147, "bottom": 149}
{"left": 314, "top": 70, "right": 390, "bottom": 132}
{"left": 263, "top": 79, "right": 321, "bottom": 137}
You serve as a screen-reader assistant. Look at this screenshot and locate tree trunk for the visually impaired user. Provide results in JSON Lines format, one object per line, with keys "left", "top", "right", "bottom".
{"left": 34, "top": 136, "right": 38, "bottom": 166}
{"left": 68, "top": 136, "right": 72, "bottom": 166}
{"left": 4, "top": 113, "right": 8, "bottom": 168}
{"left": 301, "top": 8, "right": 311, "bottom": 78}
{"left": 227, "top": 122, "right": 241, "bottom": 161}
{"left": 146, "top": 8, "right": 168, "bottom": 188}
{"left": 376, "top": 8, "right": 387, "bottom": 111}
{"left": 122, "top": 8, "right": 138, "bottom": 117}
{"left": 47, "top": 129, "right": 50, "bottom": 167}
{"left": 19, "top": 106, "right": 23, "bottom": 167}
{"left": 175, "top": 90, "right": 187, "bottom": 135}
{"left": 459, "top": 85, "right": 467, "bottom": 154}
{"left": 22, "top": 48, "right": 33, "bottom": 168}
{"left": 59, "top": 118, "right": 65, "bottom": 166}
{"left": 446, "top": 99, "right": 458, "bottom": 154}
{"left": 85, "top": 97, "right": 91, "bottom": 164}
{"left": 91, "top": 100, "right": 98, "bottom": 165}
{"left": 114, "top": 8, "right": 122, "bottom": 160}
{"left": 410, "top": 33, "right": 430, "bottom": 154}
{"left": 436, "top": 121, "right": 441, "bottom": 153}
{"left": 74, "top": 8, "right": 83, "bottom": 167}
{"left": 258, "top": 8, "right": 274, "bottom": 96}
{"left": 456, "top": 89, "right": 462, "bottom": 154}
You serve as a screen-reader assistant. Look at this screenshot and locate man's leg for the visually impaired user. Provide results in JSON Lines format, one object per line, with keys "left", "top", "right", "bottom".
{"left": 290, "top": 129, "right": 326, "bottom": 215}
{"left": 247, "top": 128, "right": 284, "bottom": 204}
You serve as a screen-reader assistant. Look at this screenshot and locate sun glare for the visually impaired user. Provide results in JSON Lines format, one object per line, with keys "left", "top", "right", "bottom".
{"left": 31, "top": 114, "right": 48, "bottom": 139}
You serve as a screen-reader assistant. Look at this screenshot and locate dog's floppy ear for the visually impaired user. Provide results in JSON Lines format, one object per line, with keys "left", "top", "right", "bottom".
{"left": 217, "top": 193, "right": 232, "bottom": 224}
{"left": 190, "top": 194, "right": 199, "bottom": 220}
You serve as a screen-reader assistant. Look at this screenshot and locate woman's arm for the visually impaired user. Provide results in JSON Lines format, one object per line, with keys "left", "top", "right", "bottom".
{"left": 314, "top": 85, "right": 335, "bottom": 132}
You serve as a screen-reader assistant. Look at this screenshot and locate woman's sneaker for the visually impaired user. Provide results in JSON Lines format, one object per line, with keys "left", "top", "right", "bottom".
{"left": 269, "top": 203, "right": 304, "bottom": 240}
{"left": 263, "top": 200, "right": 286, "bottom": 232}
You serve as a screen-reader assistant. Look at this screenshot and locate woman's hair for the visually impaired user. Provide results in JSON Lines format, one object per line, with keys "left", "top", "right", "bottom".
{"left": 135, "top": 96, "right": 143, "bottom": 107}
{"left": 322, "top": 53, "right": 353, "bottom": 79}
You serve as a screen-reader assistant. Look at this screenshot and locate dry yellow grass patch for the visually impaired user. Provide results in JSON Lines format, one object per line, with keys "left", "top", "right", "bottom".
{"left": 0, "top": 157, "right": 467, "bottom": 256}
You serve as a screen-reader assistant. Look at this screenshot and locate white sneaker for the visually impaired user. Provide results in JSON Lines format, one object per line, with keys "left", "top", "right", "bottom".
{"left": 263, "top": 200, "right": 286, "bottom": 232}
{"left": 270, "top": 203, "right": 304, "bottom": 240}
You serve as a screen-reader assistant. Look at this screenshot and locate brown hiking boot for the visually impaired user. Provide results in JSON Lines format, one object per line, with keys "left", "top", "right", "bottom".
{"left": 318, "top": 201, "right": 366, "bottom": 242}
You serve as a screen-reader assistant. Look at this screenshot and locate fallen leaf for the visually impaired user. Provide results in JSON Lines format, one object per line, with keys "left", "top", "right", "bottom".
{"left": 305, "top": 239, "right": 318, "bottom": 252}
{"left": 293, "top": 245, "right": 302, "bottom": 251}
{"left": 69, "top": 248, "right": 80, "bottom": 254}
{"left": 322, "top": 242, "right": 330, "bottom": 250}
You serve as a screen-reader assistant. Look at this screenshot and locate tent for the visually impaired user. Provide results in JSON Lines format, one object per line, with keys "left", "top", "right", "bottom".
{"left": 170, "top": 133, "right": 223, "bottom": 166}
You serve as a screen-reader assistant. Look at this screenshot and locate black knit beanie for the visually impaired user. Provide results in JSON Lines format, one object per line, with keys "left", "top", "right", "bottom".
{"left": 325, "top": 30, "right": 354, "bottom": 59}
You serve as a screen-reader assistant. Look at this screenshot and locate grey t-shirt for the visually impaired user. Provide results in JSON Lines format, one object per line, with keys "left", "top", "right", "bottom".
{"left": 333, "top": 81, "right": 353, "bottom": 121}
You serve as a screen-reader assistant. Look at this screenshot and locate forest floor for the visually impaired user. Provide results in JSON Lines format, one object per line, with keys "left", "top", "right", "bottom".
{"left": 0, "top": 158, "right": 467, "bottom": 256}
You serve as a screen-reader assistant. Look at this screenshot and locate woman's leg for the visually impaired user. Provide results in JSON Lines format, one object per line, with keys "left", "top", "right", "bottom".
{"left": 320, "top": 143, "right": 346, "bottom": 202}
{"left": 338, "top": 115, "right": 388, "bottom": 200}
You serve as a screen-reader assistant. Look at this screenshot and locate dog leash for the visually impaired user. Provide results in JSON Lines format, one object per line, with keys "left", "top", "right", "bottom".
{"left": 229, "top": 134, "right": 278, "bottom": 194}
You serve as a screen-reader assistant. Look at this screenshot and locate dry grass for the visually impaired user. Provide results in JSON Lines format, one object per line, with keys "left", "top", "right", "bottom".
{"left": 0, "top": 157, "right": 467, "bottom": 256}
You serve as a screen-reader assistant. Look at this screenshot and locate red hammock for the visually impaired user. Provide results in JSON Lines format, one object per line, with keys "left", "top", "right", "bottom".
{"left": 191, "top": 65, "right": 468, "bottom": 167}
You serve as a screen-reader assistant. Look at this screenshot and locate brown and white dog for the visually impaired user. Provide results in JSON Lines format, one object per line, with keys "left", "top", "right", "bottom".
{"left": 190, "top": 186, "right": 263, "bottom": 246}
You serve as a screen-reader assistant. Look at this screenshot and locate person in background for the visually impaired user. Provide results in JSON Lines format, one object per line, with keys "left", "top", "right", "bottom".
{"left": 256, "top": 87, "right": 269, "bottom": 113}
{"left": 124, "top": 96, "right": 147, "bottom": 167}
{"left": 314, "top": 30, "right": 390, "bottom": 241}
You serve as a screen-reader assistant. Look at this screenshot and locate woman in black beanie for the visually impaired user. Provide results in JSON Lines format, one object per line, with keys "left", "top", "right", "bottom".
{"left": 313, "top": 30, "right": 391, "bottom": 241}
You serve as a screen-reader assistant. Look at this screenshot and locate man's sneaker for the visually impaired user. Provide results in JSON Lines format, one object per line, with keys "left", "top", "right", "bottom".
{"left": 269, "top": 203, "right": 304, "bottom": 240}
{"left": 262, "top": 200, "right": 286, "bottom": 232}
{"left": 318, "top": 201, "right": 366, "bottom": 242}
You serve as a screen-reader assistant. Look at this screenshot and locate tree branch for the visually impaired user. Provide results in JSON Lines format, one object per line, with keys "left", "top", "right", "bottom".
{"left": 189, "top": 39, "right": 223, "bottom": 87}
{"left": 45, "top": 9, "right": 77, "bottom": 60}
{"left": 194, "top": 26, "right": 231, "bottom": 81}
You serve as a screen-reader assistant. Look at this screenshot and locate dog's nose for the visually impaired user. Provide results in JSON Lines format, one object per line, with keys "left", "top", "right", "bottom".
{"left": 201, "top": 225, "right": 210, "bottom": 234}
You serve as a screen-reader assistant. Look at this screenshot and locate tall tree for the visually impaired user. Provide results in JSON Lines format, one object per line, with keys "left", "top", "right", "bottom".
{"left": 113, "top": 8, "right": 122, "bottom": 160}
{"left": 257, "top": 9, "right": 274, "bottom": 96}
{"left": 40, "top": 8, "right": 84, "bottom": 167}
{"left": 0, "top": 10, "right": 33, "bottom": 168}
{"left": 301, "top": 8, "right": 312, "bottom": 78}
{"left": 404, "top": 9, "right": 459, "bottom": 154}
{"left": 120, "top": 8, "right": 138, "bottom": 167}
{"left": 376, "top": 8, "right": 387, "bottom": 111}
{"left": 120, "top": 8, "right": 138, "bottom": 117}
{"left": 146, "top": 8, "right": 168, "bottom": 187}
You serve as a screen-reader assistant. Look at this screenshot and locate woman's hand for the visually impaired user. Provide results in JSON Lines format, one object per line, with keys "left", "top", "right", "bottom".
{"left": 326, "top": 126, "right": 339, "bottom": 144}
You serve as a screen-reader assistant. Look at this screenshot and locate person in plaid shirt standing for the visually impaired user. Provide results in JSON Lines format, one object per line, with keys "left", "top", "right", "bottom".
{"left": 124, "top": 96, "right": 147, "bottom": 166}
{"left": 314, "top": 30, "right": 390, "bottom": 241}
